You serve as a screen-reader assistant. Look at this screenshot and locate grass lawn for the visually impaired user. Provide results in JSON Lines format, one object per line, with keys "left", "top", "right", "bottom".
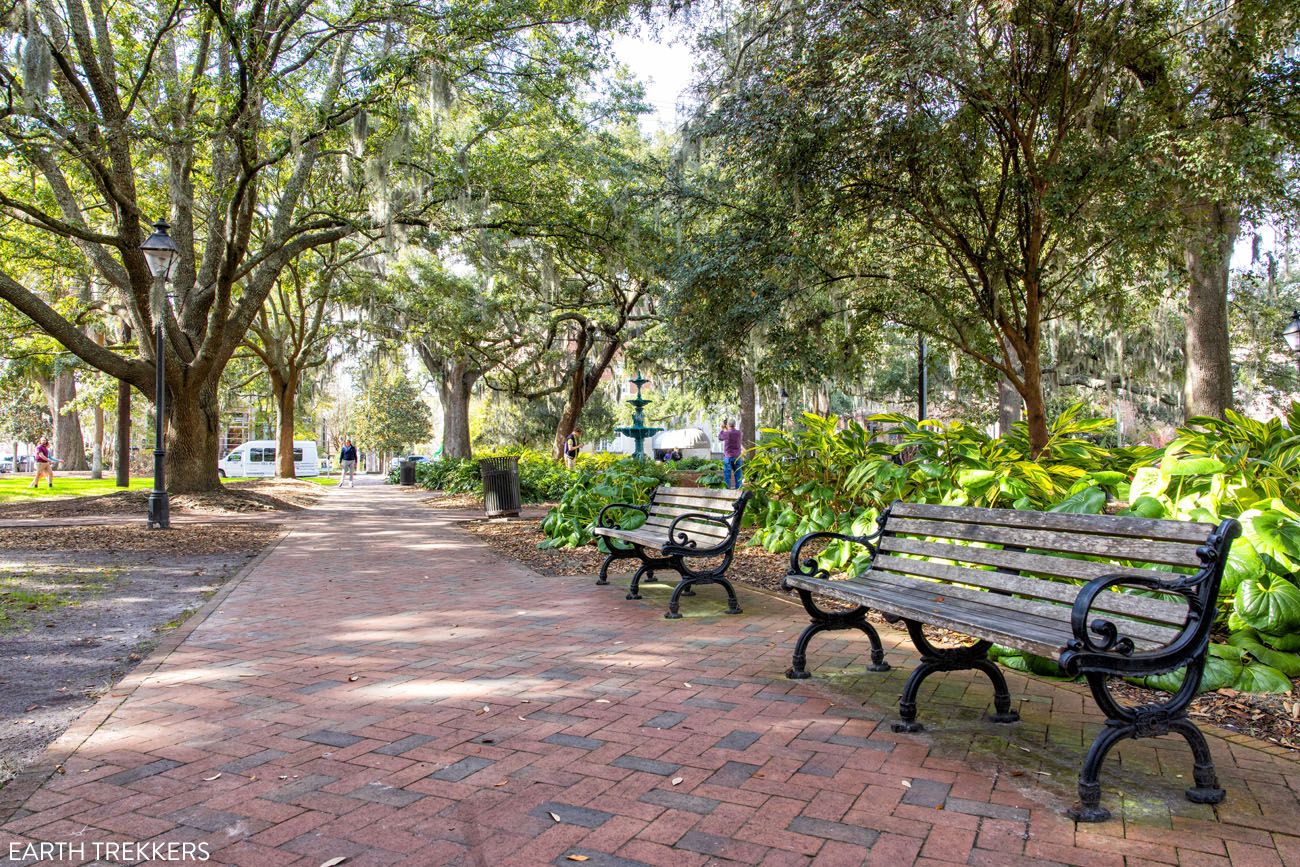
{"left": 0, "top": 476, "right": 154, "bottom": 505}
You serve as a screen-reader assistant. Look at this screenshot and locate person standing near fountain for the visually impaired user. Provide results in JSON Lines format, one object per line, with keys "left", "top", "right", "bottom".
{"left": 564, "top": 427, "right": 582, "bottom": 469}
{"left": 718, "top": 420, "right": 744, "bottom": 489}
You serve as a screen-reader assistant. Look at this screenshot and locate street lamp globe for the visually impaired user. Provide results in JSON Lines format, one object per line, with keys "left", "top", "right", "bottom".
{"left": 1283, "top": 310, "right": 1300, "bottom": 356}
{"left": 140, "top": 220, "right": 179, "bottom": 279}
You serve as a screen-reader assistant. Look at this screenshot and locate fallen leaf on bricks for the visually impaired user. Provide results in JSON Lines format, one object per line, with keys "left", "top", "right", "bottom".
{"left": 518, "top": 716, "right": 528, "bottom": 721}
{"left": 548, "top": 812, "right": 561, "bottom": 823}
{"left": 477, "top": 705, "right": 490, "bottom": 715}
{"left": 204, "top": 774, "right": 222, "bottom": 781}
{"left": 671, "top": 777, "right": 683, "bottom": 786}
{"left": 494, "top": 781, "right": 508, "bottom": 787}
{"left": 348, "top": 675, "right": 360, "bottom": 682}
{"left": 900, "top": 780, "right": 911, "bottom": 788}
{"left": 595, "top": 699, "right": 610, "bottom": 704}
{"left": 683, "top": 683, "right": 692, "bottom": 688}
{"left": 319, "top": 858, "right": 348, "bottom": 867}
{"left": 566, "top": 856, "right": 590, "bottom": 862}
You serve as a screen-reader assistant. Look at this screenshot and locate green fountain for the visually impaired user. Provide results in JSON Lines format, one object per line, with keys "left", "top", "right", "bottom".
{"left": 615, "top": 370, "right": 663, "bottom": 461}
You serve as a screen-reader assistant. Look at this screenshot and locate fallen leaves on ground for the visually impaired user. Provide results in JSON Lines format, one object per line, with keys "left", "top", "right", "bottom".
{"left": 0, "top": 523, "right": 283, "bottom": 554}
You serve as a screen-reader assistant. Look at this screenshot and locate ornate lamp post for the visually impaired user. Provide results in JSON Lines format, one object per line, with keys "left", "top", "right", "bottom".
{"left": 140, "top": 220, "right": 179, "bottom": 529}
{"left": 1282, "top": 311, "right": 1300, "bottom": 376}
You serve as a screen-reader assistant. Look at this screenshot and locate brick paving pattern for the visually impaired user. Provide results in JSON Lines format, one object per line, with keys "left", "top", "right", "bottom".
{"left": 3, "top": 482, "right": 1300, "bottom": 865}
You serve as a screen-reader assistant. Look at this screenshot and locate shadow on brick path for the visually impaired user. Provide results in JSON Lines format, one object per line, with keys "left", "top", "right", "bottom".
{"left": 3, "top": 482, "right": 1300, "bottom": 866}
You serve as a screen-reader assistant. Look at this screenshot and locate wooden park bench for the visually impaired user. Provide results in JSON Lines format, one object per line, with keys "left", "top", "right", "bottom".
{"left": 593, "top": 486, "right": 751, "bottom": 619}
{"left": 781, "top": 501, "right": 1240, "bottom": 822}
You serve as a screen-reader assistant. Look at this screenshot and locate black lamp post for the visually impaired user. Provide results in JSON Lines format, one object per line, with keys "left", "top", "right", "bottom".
{"left": 140, "top": 220, "right": 179, "bottom": 529}
{"left": 917, "top": 333, "right": 929, "bottom": 420}
{"left": 1283, "top": 311, "right": 1300, "bottom": 376}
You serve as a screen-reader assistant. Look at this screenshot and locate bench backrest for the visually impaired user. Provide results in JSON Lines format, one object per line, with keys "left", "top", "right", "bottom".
{"left": 874, "top": 502, "right": 1231, "bottom": 635}
{"left": 644, "top": 486, "right": 747, "bottom": 549}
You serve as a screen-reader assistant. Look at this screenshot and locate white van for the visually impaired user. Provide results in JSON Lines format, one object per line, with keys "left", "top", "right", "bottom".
{"left": 218, "top": 440, "right": 319, "bottom": 478}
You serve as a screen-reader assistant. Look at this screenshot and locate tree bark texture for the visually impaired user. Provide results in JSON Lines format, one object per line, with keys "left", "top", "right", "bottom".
{"left": 1182, "top": 200, "right": 1239, "bottom": 419}
{"left": 271, "top": 370, "right": 299, "bottom": 478}
{"left": 39, "top": 371, "right": 88, "bottom": 470}
{"left": 997, "top": 373, "right": 1022, "bottom": 436}
{"left": 740, "top": 366, "right": 757, "bottom": 451}
{"left": 116, "top": 378, "right": 131, "bottom": 487}
{"left": 165, "top": 382, "right": 222, "bottom": 494}
{"left": 439, "top": 361, "right": 480, "bottom": 460}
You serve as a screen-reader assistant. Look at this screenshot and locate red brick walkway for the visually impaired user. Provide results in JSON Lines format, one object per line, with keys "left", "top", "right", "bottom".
{"left": 4, "top": 484, "right": 1300, "bottom": 866}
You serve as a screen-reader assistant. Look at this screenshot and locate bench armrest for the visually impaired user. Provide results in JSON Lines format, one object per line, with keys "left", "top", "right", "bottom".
{"left": 596, "top": 502, "right": 648, "bottom": 530}
{"left": 785, "top": 530, "right": 880, "bottom": 584}
{"left": 1060, "top": 518, "right": 1239, "bottom": 678}
{"left": 658, "top": 511, "right": 735, "bottom": 557}
{"left": 1061, "top": 575, "right": 1208, "bottom": 678}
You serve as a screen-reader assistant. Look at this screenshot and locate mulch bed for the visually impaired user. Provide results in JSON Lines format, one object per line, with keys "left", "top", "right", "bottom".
{"left": 461, "top": 513, "right": 1300, "bottom": 754}
{"left": 0, "top": 523, "right": 283, "bottom": 554}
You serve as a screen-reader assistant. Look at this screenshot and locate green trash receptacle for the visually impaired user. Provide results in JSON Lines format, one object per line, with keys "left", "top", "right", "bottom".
{"left": 479, "top": 456, "right": 521, "bottom": 517}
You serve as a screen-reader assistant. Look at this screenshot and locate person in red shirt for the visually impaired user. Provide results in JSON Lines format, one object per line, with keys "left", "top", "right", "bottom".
{"left": 717, "top": 420, "right": 744, "bottom": 489}
{"left": 29, "top": 436, "right": 55, "bottom": 489}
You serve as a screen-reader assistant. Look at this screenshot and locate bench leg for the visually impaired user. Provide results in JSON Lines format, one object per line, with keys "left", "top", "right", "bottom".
{"left": 1069, "top": 668, "right": 1223, "bottom": 823}
{"left": 597, "top": 544, "right": 638, "bottom": 586}
{"left": 665, "top": 573, "right": 742, "bottom": 619}
{"left": 626, "top": 565, "right": 650, "bottom": 600}
{"left": 893, "top": 621, "right": 1019, "bottom": 733}
{"left": 784, "top": 589, "right": 886, "bottom": 679}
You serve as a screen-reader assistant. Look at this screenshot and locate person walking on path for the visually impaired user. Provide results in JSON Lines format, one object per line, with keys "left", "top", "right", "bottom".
{"left": 29, "top": 437, "right": 55, "bottom": 488}
{"left": 564, "top": 427, "right": 582, "bottom": 469}
{"left": 338, "top": 439, "right": 358, "bottom": 487}
{"left": 718, "top": 420, "right": 744, "bottom": 489}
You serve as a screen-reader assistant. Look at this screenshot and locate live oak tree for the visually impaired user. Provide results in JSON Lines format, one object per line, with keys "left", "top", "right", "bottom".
{"left": 686, "top": 0, "right": 1170, "bottom": 455}
{"left": 1122, "top": 0, "right": 1300, "bottom": 418}
{"left": 0, "top": 0, "right": 642, "bottom": 492}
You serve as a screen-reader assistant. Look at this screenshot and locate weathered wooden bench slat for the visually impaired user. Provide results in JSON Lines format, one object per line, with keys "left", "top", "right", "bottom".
{"left": 641, "top": 517, "right": 731, "bottom": 540}
{"left": 781, "top": 500, "right": 1240, "bottom": 823}
{"left": 878, "top": 536, "right": 1191, "bottom": 587}
{"left": 644, "top": 502, "right": 737, "bottom": 522}
{"left": 886, "top": 516, "right": 1205, "bottom": 567}
{"left": 658, "top": 486, "right": 741, "bottom": 500}
{"left": 870, "top": 552, "right": 1189, "bottom": 624}
{"left": 893, "top": 502, "right": 1218, "bottom": 543}
{"left": 653, "top": 493, "right": 739, "bottom": 512}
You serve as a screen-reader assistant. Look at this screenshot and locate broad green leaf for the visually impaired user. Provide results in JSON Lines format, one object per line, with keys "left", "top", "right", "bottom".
{"left": 1227, "top": 629, "right": 1300, "bottom": 677}
{"left": 1163, "top": 457, "right": 1227, "bottom": 476}
{"left": 1124, "top": 496, "right": 1166, "bottom": 519}
{"left": 1239, "top": 508, "right": 1300, "bottom": 573}
{"left": 1260, "top": 631, "right": 1300, "bottom": 652}
{"left": 1233, "top": 662, "right": 1293, "bottom": 693}
{"left": 1235, "top": 572, "right": 1300, "bottom": 634}
{"left": 1129, "top": 467, "right": 1166, "bottom": 502}
{"left": 1047, "top": 486, "right": 1106, "bottom": 515}
{"left": 1221, "top": 539, "right": 1264, "bottom": 597}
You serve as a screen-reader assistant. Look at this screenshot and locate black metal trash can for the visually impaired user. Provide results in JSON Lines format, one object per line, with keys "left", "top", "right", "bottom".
{"left": 480, "top": 456, "right": 521, "bottom": 517}
{"left": 399, "top": 460, "right": 417, "bottom": 486}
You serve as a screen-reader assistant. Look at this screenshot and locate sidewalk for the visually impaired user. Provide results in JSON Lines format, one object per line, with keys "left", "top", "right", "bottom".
{"left": 3, "top": 482, "right": 1300, "bottom": 866}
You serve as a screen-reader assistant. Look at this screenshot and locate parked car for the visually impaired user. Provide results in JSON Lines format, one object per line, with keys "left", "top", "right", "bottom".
{"left": 218, "top": 440, "right": 320, "bottom": 478}
{"left": 389, "top": 454, "right": 432, "bottom": 472}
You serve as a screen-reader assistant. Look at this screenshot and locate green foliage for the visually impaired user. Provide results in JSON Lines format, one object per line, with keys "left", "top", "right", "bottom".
{"left": 539, "top": 460, "right": 673, "bottom": 549}
{"left": 404, "top": 450, "right": 643, "bottom": 505}
{"left": 352, "top": 374, "right": 433, "bottom": 455}
{"left": 747, "top": 404, "right": 1300, "bottom": 694}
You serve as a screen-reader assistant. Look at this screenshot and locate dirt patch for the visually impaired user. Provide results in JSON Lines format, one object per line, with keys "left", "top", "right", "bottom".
{"left": 460, "top": 515, "right": 1300, "bottom": 755}
{"left": 0, "top": 528, "right": 283, "bottom": 789}
{"left": 0, "top": 478, "right": 322, "bottom": 520}
{"left": 419, "top": 492, "right": 485, "bottom": 510}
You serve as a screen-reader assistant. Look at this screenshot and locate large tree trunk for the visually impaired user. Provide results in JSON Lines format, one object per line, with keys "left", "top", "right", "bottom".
{"left": 39, "top": 371, "right": 89, "bottom": 471}
{"left": 271, "top": 369, "right": 299, "bottom": 478}
{"left": 740, "top": 366, "right": 757, "bottom": 451}
{"left": 1183, "top": 200, "right": 1239, "bottom": 419}
{"left": 115, "top": 378, "right": 131, "bottom": 487}
{"left": 554, "top": 368, "right": 586, "bottom": 461}
{"left": 91, "top": 405, "right": 104, "bottom": 479}
{"left": 997, "top": 374, "right": 1022, "bottom": 437}
{"left": 1018, "top": 352, "right": 1050, "bottom": 457}
{"left": 165, "top": 382, "right": 222, "bottom": 494}
{"left": 439, "top": 361, "right": 480, "bottom": 459}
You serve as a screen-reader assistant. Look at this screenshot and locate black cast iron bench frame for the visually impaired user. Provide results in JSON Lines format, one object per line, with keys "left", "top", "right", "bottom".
{"left": 781, "top": 500, "right": 1240, "bottom": 822}
{"left": 592, "top": 485, "right": 751, "bottom": 619}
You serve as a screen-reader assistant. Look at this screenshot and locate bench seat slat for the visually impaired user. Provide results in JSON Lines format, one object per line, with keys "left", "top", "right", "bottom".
{"left": 642, "top": 517, "right": 731, "bottom": 540}
{"left": 658, "top": 486, "right": 744, "bottom": 501}
{"left": 785, "top": 573, "right": 1170, "bottom": 658}
{"left": 878, "top": 536, "right": 1190, "bottom": 588}
{"left": 871, "top": 553, "right": 1189, "bottom": 625}
{"left": 892, "top": 502, "right": 1216, "bottom": 544}
{"left": 652, "top": 494, "right": 740, "bottom": 512}
{"left": 594, "top": 526, "right": 727, "bottom": 550}
{"left": 864, "top": 568, "right": 1182, "bottom": 646}
{"left": 886, "top": 517, "right": 1204, "bottom": 568}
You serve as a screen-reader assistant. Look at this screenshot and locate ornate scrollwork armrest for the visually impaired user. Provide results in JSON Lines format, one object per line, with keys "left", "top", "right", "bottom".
{"left": 595, "top": 502, "right": 647, "bottom": 530}
{"left": 786, "top": 531, "right": 879, "bottom": 583}
{"left": 1060, "top": 573, "right": 1205, "bottom": 677}
{"left": 664, "top": 511, "right": 731, "bottom": 548}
